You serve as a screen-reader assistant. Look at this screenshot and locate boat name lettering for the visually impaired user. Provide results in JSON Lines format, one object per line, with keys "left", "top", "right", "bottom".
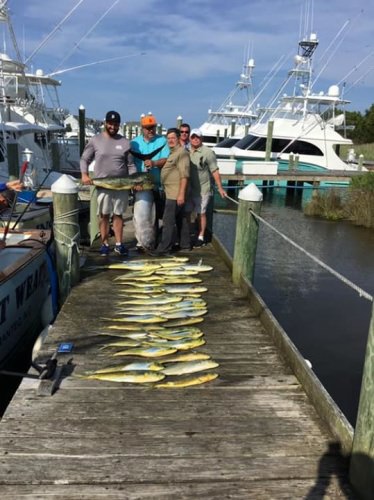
{"left": 15, "top": 261, "right": 48, "bottom": 309}
{"left": 0, "top": 295, "right": 10, "bottom": 325}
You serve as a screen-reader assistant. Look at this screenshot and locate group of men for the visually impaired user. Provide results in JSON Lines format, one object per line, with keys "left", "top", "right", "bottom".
{"left": 80, "top": 110, "right": 227, "bottom": 257}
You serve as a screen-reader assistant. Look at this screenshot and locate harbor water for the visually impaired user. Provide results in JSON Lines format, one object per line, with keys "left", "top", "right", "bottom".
{"left": 213, "top": 186, "right": 374, "bottom": 426}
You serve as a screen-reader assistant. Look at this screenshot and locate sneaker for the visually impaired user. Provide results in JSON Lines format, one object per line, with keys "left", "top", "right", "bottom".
{"left": 114, "top": 243, "right": 128, "bottom": 256}
{"left": 194, "top": 238, "right": 206, "bottom": 248}
{"left": 100, "top": 244, "right": 110, "bottom": 256}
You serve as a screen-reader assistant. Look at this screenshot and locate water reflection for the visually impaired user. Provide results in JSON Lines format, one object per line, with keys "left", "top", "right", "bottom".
{"left": 213, "top": 188, "right": 374, "bottom": 425}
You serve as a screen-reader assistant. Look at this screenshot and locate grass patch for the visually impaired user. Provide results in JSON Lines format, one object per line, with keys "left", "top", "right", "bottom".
{"left": 304, "top": 173, "right": 374, "bottom": 228}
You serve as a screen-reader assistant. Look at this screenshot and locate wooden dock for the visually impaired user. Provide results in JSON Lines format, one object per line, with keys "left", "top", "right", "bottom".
{"left": 0, "top": 225, "right": 356, "bottom": 498}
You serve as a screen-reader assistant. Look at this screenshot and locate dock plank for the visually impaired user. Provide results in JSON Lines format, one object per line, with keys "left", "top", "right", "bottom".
{"left": 0, "top": 235, "right": 355, "bottom": 498}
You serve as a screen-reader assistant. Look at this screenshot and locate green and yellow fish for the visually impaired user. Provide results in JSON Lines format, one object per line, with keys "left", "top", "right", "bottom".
{"left": 92, "top": 172, "right": 154, "bottom": 190}
{"left": 156, "top": 372, "right": 218, "bottom": 388}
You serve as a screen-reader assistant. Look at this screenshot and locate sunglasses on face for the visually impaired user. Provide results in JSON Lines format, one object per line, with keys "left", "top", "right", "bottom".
{"left": 180, "top": 130, "right": 190, "bottom": 134}
{"left": 144, "top": 126, "right": 156, "bottom": 131}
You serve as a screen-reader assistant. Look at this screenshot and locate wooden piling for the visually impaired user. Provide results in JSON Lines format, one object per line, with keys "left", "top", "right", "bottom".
{"left": 349, "top": 302, "right": 374, "bottom": 499}
{"left": 89, "top": 185, "right": 99, "bottom": 245}
{"left": 176, "top": 115, "right": 183, "bottom": 129}
{"left": 230, "top": 120, "right": 236, "bottom": 137}
{"left": 78, "top": 105, "right": 86, "bottom": 157}
{"left": 232, "top": 183, "right": 262, "bottom": 285}
{"left": 51, "top": 174, "right": 80, "bottom": 306}
{"left": 265, "top": 120, "right": 274, "bottom": 162}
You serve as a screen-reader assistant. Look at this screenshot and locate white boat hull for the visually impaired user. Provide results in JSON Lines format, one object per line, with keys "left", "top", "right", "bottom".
{"left": 0, "top": 232, "right": 54, "bottom": 367}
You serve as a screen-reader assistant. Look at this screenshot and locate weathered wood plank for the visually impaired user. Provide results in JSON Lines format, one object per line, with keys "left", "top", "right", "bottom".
{"left": 0, "top": 479, "right": 354, "bottom": 500}
{"left": 0, "top": 236, "right": 354, "bottom": 497}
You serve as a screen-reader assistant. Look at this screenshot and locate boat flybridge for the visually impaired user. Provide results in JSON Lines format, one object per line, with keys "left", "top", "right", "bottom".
{"left": 199, "top": 56, "right": 258, "bottom": 147}
{"left": 213, "top": 32, "right": 362, "bottom": 173}
{"left": 0, "top": 5, "right": 72, "bottom": 188}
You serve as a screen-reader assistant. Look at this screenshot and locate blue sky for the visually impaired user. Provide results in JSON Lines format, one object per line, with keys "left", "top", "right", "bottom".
{"left": 5, "top": 0, "right": 374, "bottom": 128}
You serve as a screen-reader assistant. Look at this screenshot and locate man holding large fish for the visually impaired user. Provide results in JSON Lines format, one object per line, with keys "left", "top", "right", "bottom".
{"left": 130, "top": 114, "right": 170, "bottom": 252}
{"left": 80, "top": 110, "right": 136, "bottom": 256}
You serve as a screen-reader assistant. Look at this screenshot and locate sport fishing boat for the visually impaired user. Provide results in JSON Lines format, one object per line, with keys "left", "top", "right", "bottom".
{"left": 0, "top": 3, "right": 77, "bottom": 189}
{"left": 213, "top": 30, "right": 363, "bottom": 175}
{"left": 0, "top": 229, "right": 57, "bottom": 368}
{"left": 199, "top": 56, "right": 258, "bottom": 147}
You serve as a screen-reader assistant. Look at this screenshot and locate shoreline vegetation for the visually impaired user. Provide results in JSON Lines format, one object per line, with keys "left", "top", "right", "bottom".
{"left": 304, "top": 172, "right": 374, "bottom": 229}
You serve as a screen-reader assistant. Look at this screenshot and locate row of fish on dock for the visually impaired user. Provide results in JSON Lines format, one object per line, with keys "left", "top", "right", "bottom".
{"left": 77, "top": 256, "right": 219, "bottom": 387}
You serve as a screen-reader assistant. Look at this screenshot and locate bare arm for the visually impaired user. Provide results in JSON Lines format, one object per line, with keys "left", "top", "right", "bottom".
{"left": 212, "top": 169, "right": 227, "bottom": 198}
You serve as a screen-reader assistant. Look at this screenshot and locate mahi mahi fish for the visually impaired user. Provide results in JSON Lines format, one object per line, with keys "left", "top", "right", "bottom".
{"left": 144, "top": 337, "right": 205, "bottom": 350}
{"left": 78, "top": 370, "right": 165, "bottom": 383}
{"left": 112, "top": 346, "right": 178, "bottom": 357}
{"left": 162, "top": 352, "right": 211, "bottom": 362}
{"left": 83, "top": 361, "right": 165, "bottom": 374}
{"left": 92, "top": 172, "right": 154, "bottom": 190}
{"left": 156, "top": 372, "right": 218, "bottom": 388}
{"left": 161, "top": 359, "right": 219, "bottom": 376}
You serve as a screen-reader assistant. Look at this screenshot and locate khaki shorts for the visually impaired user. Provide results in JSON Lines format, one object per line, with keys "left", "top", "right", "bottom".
{"left": 185, "top": 193, "right": 211, "bottom": 214}
{"left": 97, "top": 188, "right": 129, "bottom": 216}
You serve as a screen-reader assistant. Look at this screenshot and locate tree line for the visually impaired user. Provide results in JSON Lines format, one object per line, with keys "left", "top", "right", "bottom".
{"left": 345, "top": 105, "right": 374, "bottom": 144}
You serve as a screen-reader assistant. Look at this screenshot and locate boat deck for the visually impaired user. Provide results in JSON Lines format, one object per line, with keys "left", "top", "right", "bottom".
{"left": 0, "top": 226, "right": 355, "bottom": 498}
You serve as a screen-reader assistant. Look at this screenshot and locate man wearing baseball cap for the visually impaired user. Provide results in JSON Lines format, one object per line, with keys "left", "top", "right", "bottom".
{"left": 130, "top": 114, "right": 170, "bottom": 251}
{"left": 186, "top": 128, "right": 227, "bottom": 246}
{"left": 80, "top": 110, "right": 136, "bottom": 256}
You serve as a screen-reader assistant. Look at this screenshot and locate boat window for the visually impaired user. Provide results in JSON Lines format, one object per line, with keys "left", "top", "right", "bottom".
{"left": 203, "top": 135, "right": 222, "bottom": 144}
{"left": 215, "top": 138, "right": 239, "bottom": 148}
{"left": 235, "top": 134, "right": 265, "bottom": 150}
{"left": 235, "top": 134, "right": 323, "bottom": 156}
{"left": 280, "top": 139, "right": 323, "bottom": 156}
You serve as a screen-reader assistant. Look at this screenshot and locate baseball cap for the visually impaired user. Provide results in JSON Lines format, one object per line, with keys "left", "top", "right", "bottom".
{"left": 105, "top": 110, "right": 121, "bottom": 123}
{"left": 190, "top": 128, "right": 202, "bottom": 137}
{"left": 141, "top": 115, "right": 157, "bottom": 127}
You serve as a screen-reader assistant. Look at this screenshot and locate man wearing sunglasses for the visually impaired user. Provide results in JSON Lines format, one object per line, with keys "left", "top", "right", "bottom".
{"left": 130, "top": 114, "right": 170, "bottom": 251}
{"left": 179, "top": 123, "right": 191, "bottom": 150}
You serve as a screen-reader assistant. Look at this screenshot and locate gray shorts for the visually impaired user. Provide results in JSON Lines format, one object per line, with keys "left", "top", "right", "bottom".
{"left": 185, "top": 193, "right": 211, "bottom": 214}
{"left": 97, "top": 188, "right": 129, "bottom": 216}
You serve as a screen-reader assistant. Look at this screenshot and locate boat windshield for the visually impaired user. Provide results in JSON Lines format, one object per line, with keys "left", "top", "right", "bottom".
{"left": 235, "top": 134, "right": 324, "bottom": 156}
{"left": 215, "top": 138, "right": 240, "bottom": 148}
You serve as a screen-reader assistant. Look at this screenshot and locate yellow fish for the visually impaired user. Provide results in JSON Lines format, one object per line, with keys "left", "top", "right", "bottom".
{"left": 101, "top": 315, "right": 166, "bottom": 324}
{"left": 161, "top": 359, "right": 219, "bottom": 376}
{"left": 162, "top": 352, "right": 211, "bottom": 362}
{"left": 144, "top": 337, "right": 205, "bottom": 351}
{"left": 156, "top": 372, "right": 218, "bottom": 388}
{"left": 82, "top": 361, "right": 165, "bottom": 374}
{"left": 165, "top": 317, "right": 204, "bottom": 327}
{"left": 112, "top": 346, "right": 178, "bottom": 357}
{"left": 77, "top": 371, "right": 165, "bottom": 383}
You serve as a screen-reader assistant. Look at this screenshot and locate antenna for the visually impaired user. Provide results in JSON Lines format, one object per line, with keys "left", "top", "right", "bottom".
{"left": 48, "top": 52, "right": 146, "bottom": 77}
{"left": 52, "top": 0, "right": 120, "bottom": 74}
{"left": 25, "top": 0, "right": 86, "bottom": 64}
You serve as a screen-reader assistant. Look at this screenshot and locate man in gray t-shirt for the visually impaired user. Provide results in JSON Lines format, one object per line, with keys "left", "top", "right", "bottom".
{"left": 80, "top": 110, "right": 135, "bottom": 256}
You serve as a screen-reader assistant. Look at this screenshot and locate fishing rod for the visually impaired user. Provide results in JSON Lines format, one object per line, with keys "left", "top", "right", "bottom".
{"left": 52, "top": 0, "right": 120, "bottom": 74}
{"left": 1, "top": 160, "right": 29, "bottom": 243}
{"left": 48, "top": 53, "right": 146, "bottom": 77}
{"left": 11, "top": 169, "right": 52, "bottom": 231}
{"left": 25, "top": 0, "right": 86, "bottom": 65}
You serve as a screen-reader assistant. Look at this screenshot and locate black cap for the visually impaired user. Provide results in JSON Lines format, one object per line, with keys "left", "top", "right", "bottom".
{"left": 105, "top": 110, "right": 121, "bottom": 123}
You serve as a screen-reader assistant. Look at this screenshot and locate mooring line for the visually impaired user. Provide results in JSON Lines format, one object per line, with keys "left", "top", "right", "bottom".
{"left": 225, "top": 194, "right": 373, "bottom": 302}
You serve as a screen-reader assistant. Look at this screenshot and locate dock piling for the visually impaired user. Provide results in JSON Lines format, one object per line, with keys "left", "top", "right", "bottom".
{"left": 232, "top": 183, "right": 262, "bottom": 285}
{"left": 52, "top": 174, "right": 80, "bottom": 306}
{"left": 349, "top": 302, "right": 374, "bottom": 499}
{"left": 78, "top": 105, "right": 86, "bottom": 157}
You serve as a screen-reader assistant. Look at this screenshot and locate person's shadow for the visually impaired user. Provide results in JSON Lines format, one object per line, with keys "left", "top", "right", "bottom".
{"left": 305, "top": 441, "right": 356, "bottom": 499}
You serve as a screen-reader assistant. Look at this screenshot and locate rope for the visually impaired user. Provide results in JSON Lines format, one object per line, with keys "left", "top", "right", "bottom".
{"left": 225, "top": 195, "right": 373, "bottom": 302}
{"left": 53, "top": 208, "right": 80, "bottom": 293}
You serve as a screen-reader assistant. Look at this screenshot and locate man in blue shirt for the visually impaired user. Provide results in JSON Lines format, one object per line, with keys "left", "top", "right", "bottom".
{"left": 130, "top": 114, "right": 169, "bottom": 251}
